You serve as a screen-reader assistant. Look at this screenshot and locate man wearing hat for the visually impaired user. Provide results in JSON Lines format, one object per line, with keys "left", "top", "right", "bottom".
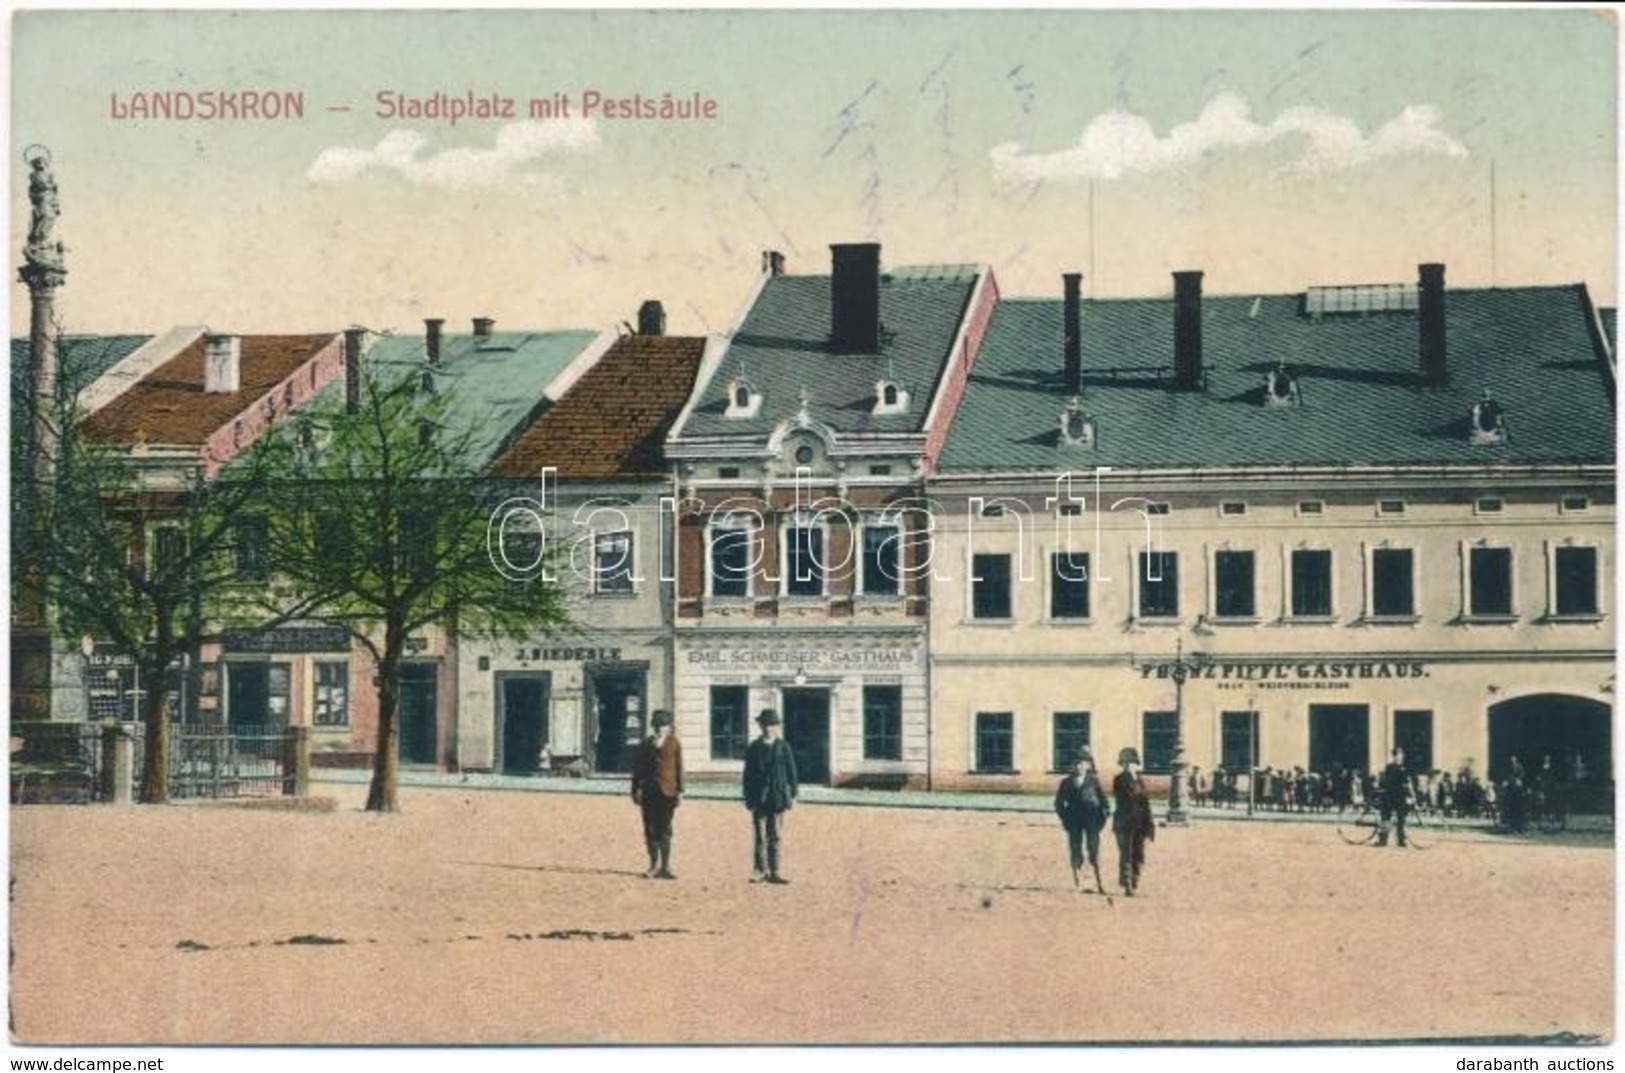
{"left": 1112, "top": 747, "right": 1156, "bottom": 896}
{"left": 631, "top": 709, "right": 683, "bottom": 879}
{"left": 1053, "top": 747, "right": 1110, "bottom": 892}
{"left": 742, "top": 708, "right": 799, "bottom": 884}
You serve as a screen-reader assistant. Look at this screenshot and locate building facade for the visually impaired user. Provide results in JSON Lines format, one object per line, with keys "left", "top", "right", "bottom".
{"left": 667, "top": 245, "right": 998, "bottom": 787}
{"left": 928, "top": 265, "right": 1615, "bottom": 794}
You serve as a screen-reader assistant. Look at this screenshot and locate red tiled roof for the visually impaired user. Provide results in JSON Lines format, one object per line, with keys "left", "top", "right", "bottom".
{"left": 492, "top": 335, "right": 706, "bottom": 479}
{"left": 79, "top": 334, "right": 336, "bottom": 447}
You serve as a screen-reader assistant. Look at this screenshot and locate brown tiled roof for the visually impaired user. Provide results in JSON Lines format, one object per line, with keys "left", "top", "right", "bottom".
{"left": 79, "top": 334, "right": 335, "bottom": 447}
{"left": 492, "top": 335, "right": 706, "bottom": 479}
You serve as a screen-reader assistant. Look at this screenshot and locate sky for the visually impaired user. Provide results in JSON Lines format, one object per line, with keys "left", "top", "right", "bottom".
{"left": 8, "top": 8, "right": 1618, "bottom": 337}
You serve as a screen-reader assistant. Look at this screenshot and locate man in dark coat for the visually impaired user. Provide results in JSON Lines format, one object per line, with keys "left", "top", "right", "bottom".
{"left": 1377, "top": 747, "right": 1411, "bottom": 847}
{"left": 1112, "top": 747, "right": 1155, "bottom": 895}
{"left": 630, "top": 709, "right": 683, "bottom": 879}
{"left": 742, "top": 709, "right": 798, "bottom": 884}
{"left": 1054, "top": 747, "right": 1110, "bottom": 893}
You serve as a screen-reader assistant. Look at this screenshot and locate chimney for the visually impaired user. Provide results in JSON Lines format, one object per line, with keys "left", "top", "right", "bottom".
{"left": 472, "top": 316, "right": 495, "bottom": 338}
{"left": 343, "top": 327, "right": 365, "bottom": 413}
{"left": 1062, "top": 273, "right": 1083, "bottom": 396}
{"left": 203, "top": 334, "right": 241, "bottom": 394}
{"left": 638, "top": 300, "right": 667, "bottom": 336}
{"left": 1419, "top": 262, "right": 1448, "bottom": 386}
{"left": 762, "top": 250, "right": 786, "bottom": 277}
{"left": 831, "top": 242, "right": 882, "bottom": 354}
{"left": 1173, "top": 270, "right": 1204, "bottom": 392}
{"left": 424, "top": 318, "right": 445, "bottom": 366}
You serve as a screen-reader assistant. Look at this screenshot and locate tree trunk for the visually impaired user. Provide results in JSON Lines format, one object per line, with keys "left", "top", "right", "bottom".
{"left": 138, "top": 657, "right": 170, "bottom": 804}
{"left": 365, "top": 627, "right": 403, "bottom": 813}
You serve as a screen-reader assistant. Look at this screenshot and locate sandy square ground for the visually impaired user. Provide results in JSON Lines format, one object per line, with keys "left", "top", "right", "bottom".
{"left": 9, "top": 783, "right": 1613, "bottom": 1045}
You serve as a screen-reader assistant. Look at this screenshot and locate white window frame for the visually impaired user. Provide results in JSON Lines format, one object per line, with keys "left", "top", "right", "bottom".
{"left": 1050, "top": 710, "right": 1092, "bottom": 773}
{"left": 967, "top": 549, "right": 1016, "bottom": 623}
{"left": 1546, "top": 539, "right": 1604, "bottom": 620}
{"left": 592, "top": 528, "right": 637, "bottom": 596}
{"left": 1376, "top": 499, "right": 1407, "bottom": 518}
{"left": 1473, "top": 496, "right": 1505, "bottom": 517}
{"left": 1460, "top": 539, "right": 1518, "bottom": 620}
{"left": 1047, "top": 548, "right": 1093, "bottom": 623}
{"left": 1362, "top": 542, "right": 1419, "bottom": 622}
{"left": 971, "top": 710, "right": 1017, "bottom": 775}
{"left": 858, "top": 515, "right": 903, "bottom": 598}
{"left": 1133, "top": 546, "right": 1181, "bottom": 623}
{"left": 706, "top": 515, "right": 755, "bottom": 599}
{"left": 1283, "top": 543, "right": 1337, "bottom": 622}
{"left": 1208, "top": 544, "right": 1259, "bottom": 622}
{"left": 1559, "top": 495, "right": 1591, "bottom": 515}
{"left": 780, "top": 509, "right": 829, "bottom": 599}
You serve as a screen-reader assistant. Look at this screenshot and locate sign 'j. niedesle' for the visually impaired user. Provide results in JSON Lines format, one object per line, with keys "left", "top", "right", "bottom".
{"left": 1140, "top": 660, "right": 1429, "bottom": 681}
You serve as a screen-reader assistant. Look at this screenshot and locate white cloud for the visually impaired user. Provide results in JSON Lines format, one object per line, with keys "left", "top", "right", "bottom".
{"left": 307, "top": 119, "right": 600, "bottom": 188}
{"left": 990, "top": 92, "right": 1468, "bottom": 187}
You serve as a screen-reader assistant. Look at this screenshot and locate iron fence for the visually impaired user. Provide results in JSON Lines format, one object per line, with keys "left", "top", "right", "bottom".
{"left": 11, "top": 721, "right": 290, "bottom": 803}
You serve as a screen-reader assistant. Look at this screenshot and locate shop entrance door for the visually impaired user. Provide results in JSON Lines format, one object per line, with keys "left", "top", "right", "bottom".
{"left": 398, "top": 663, "right": 438, "bottom": 766}
{"left": 498, "top": 673, "right": 550, "bottom": 775}
{"left": 781, "top": 688, "right": 831, "bottom": 785}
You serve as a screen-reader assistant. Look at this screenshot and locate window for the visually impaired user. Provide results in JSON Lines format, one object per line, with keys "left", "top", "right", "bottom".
{"left": 1146, "top": 502, "right": 1171, "bottom": 516}
{"left": 1290, "top": 549, "right": 1333, "bottom": 617}
{"left": 1221, "top": 711, "right": 1260, "bottom": 770}
{"left": 1371, "top": 548, "right": 1415, "bottom": 617}
{"left": 709, "top": 522, "right": 752, "bottom": 597}
{"left": 1220, "top": 502, "right": 1247, "bottom": 517}
{"left": 150, "top": 526, "right": 184, "bottom": 578}
{"left": 1297, "top": 500, "right": 1324, "bottom": 517}
{"left": 709, "top": 686, "right": 750, "bottom": 760}
{"left": 974, "top": 712, "right": 1014, "bottom": 773}
{"left": 1050, "top": 552, "right": 1091, "bottom": 619}
{"left": 1142, "top": 711, "right": 1178, "bottom": 774}
{"left": 235, "top": 517, "right": 269, "bottom": 582}
{"left": 1561, "top": 495, "right": 1590, "bottom": 514}
{"left": 594, "top": 531, "right": 634, "bottom": 594}
{"left": 861, "top": 522, "right": 901, "bottom": 596}
{"left": 1214, "top": 550, "right": 1255, "bottom": 618}
{"left": 313, "top": 661, "right": 349, "bottom": 727}
{"left": 1468, "top": 546, "right": 1513, "bottom": 616}
{"left": 1052, "top": 712, "right": 1091, "bottom": 772}
{"left": 718, "top": 466, "right": 741, "bottom": 480}
{"left": 1138, "top": 551, "right": 1179, "bottom": 618}
{"left": 1394, "top": 710, "right": 1433, "bottom": 773}
{"left": 784, "top": 519, "right": 825, "bottom": 597}
{"left": 398, "top": 511, "right": 435, "bottom": 580}
{"left": 314, "top": 511, "right": 352, "bottom": 573}
{"left": 1378, "top": 500, "right": 1406, "bottom": 517}
{"left": 863, "top": 685, "right": 903, "bottom": 761}
{"left": 1475, "top": 497, "right": 1505, "bottom": 515}
{"left": 1554, "top": 546, "right": 1599, "bottom": 616}
{"left": 972, "top": 554, "right": 1013, "bottom": 619}
{"left": 869, "top": 464, "right": 892, "bottom": 477}
{"left": 1059, "top": 502, "right": 1083, "bottom": 517}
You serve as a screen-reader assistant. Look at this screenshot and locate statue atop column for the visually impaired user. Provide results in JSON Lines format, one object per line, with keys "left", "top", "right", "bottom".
{"left": 21, "top": 145, "right": 66, "bottom": 278}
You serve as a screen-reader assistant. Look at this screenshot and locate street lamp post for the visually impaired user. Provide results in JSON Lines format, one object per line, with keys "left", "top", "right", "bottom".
{"left": 1167, "top": 640, "right": 1190, "bottom": 826}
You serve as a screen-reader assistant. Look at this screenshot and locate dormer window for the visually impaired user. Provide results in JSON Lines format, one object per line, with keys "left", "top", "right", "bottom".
{"left": 872, "top": 379, "right": 909, "bottom": 416}
{"left": 1264, "top": 364, "right": 1301, "bottom": 408}
{"left": 724, "top": 377, "right": 762, "bottom": 419}
{"left": 1059, "top": 397, "right": 1096, "bottom": 448}
{"left": 1469, "top": 391, "right": 1506, "bottom": 445}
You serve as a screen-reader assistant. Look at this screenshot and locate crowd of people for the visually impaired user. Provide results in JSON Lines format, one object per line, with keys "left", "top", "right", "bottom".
{"left": 1184, "top": 762, "right": 1504, "bottom": 821}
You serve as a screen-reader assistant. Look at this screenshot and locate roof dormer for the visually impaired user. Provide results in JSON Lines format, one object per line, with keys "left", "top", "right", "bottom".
{"left": 1469, "top": 390, "right": 1507, "bottom": 445}
{"left": 872, "top": 378, "right": 909, "bottom": 416}
{"left": 724, "top": 377, "right": 762, "bottom": 419}
{"left": 1059, "top": 396, "right": 1097, "bottom": 448}
{"left": 1263, "top": 363, "right": 1301, "bottom": 408}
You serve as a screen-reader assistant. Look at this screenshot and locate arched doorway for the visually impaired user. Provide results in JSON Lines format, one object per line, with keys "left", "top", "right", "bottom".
{"left": 1487, "top": 693, "right": 1612, "bottom": 811}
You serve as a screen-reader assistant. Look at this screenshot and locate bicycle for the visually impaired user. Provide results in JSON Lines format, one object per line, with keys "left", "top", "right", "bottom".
{"left": 1336, "top": 797, "right": 1430, "bottom": 850}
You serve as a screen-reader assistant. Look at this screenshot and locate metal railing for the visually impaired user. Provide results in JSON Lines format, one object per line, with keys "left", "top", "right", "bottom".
{"left": 11, "top": 720, "right": 292, "bottom": 803}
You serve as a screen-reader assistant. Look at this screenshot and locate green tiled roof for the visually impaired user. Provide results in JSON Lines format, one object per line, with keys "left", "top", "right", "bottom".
{"left": 10, "top": 334, "right": 150, "bottom": 421}
{"left": 1602, "top": 308, "right": 1615, "bottom": 351}
{"left": 680, "top": 267, "right": 980, "bottom": 439}
{"left": 936, "top": 286, "right": 1614, "bottom": 472}
{"left": 309, "top": 329, "right": 598, "bottom": 468}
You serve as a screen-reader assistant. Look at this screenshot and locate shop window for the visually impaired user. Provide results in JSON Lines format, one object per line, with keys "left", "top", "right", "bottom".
{"left": 1554, "top": 546, "right": 1599, "bottom": 616}
{"left": 1214, "top": 550, "right": 1256, "bottom": 618}
{"left": 1291, "top": 549, "right": 1333, "bottom": 617}
{"left": 784, "top": 519, "right": 825, "bottom": 597}
{"left": 1221, "top": 711, "right": 1260, "bottom": 770}
{"left": 1142, "top": 711, "right": 1178, "bottom": 774}
{"left": 974, "top": 712, "right": 1014, "bottom": 773}
{"left": 1138, "top": 551, "right": 1179, "bottom": 618}
{"left": 709, "top": 522, "right": 752, "bottom": 597}
{"left": 1052, "top": 711, "right": 1091, "bottom": 772}
{"left": 972, "top": 554, "right": 1013, "bottom": 619}
{"left": 709, "top": 686, "right": 750, "bottom": 760}
{"left": 861, "top": 522, "right": 901, "bottom": 597}
{"left": 1050, "top": 552, "right": 1090, "bottom": 619}
{"left": 1394, "top": 710, "right": 1433, "bottom": 773}
{"left": 1371, "top": 548, "right": 1415, "bottom": 617}
{"left": 1468, "top": 546, "right": 1514, "bottom": 616}
{"left": 314, "top": 661, "right": 349, "bottom": 727}
{"left": 594, "top": 530, "right": 634, "bottom": 594}
{"left": 862, "top": 685, "right": 903, "bottom": 761}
